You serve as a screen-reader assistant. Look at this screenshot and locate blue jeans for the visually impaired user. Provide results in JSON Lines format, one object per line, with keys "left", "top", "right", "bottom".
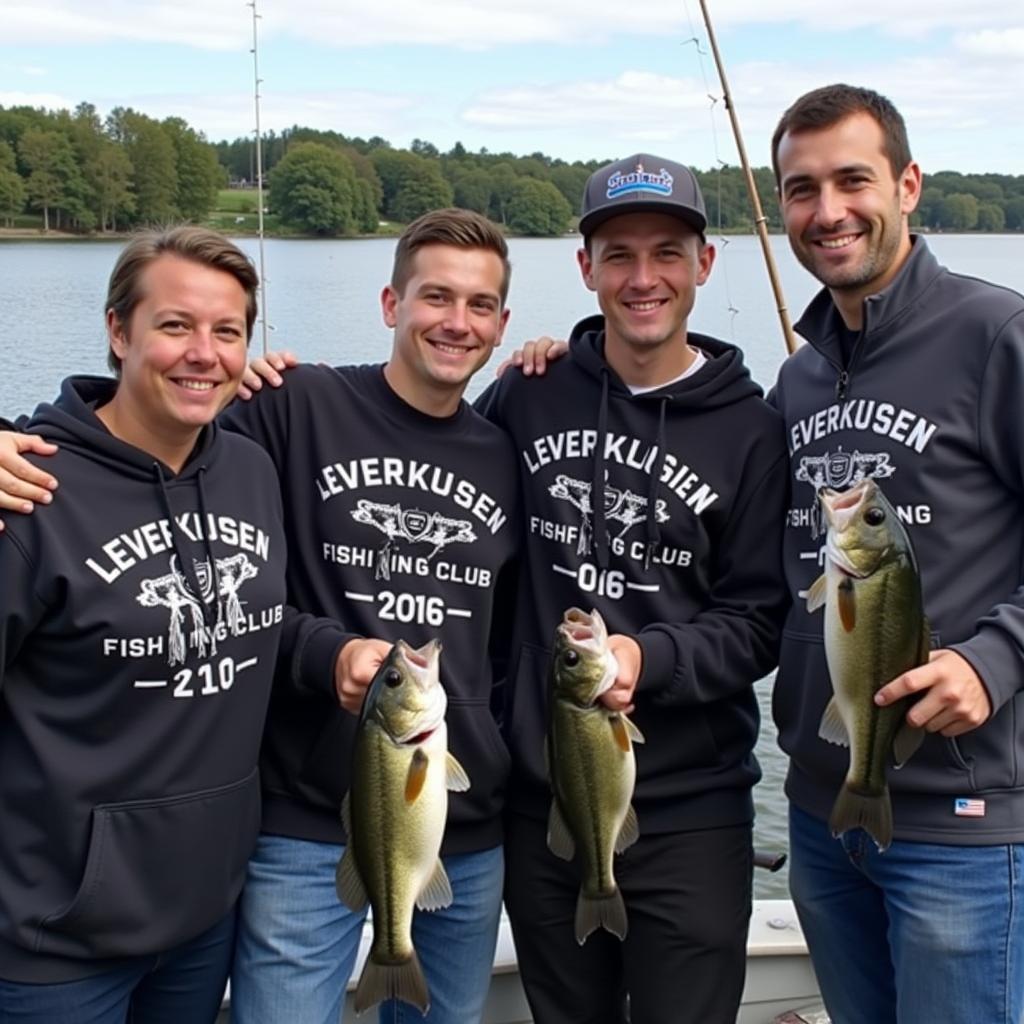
{"left": 231, "top": 834, "right": 503, "bottom": 1024}
{"left": 789, "top": 804, "right": 1024, "bottom": 1024}
{"left": 0, "top": 909, "right": 235, "bottom": 1024}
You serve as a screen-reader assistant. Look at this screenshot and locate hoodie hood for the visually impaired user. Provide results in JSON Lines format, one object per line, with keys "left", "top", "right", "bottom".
{"left": 27, "top": 375, "right": 221, "bottom": 481}
{"left": 566, "top": 315, "right": 763, "bottom": 568}
{"left": 567, "top": 314, "right": 764, "bottom": 409}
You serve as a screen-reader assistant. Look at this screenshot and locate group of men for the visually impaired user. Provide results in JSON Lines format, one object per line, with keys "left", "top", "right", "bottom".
{"left": 2, "top": 82, "right": 1023, "bottom": 1024}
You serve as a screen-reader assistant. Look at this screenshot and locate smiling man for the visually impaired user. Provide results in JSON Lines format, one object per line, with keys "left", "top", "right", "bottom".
{"left": 476, "top": 155, "right": 789, "bottom": 1024}
{"left": 770, "top": 84, "right": 1024, "bottom": 1024}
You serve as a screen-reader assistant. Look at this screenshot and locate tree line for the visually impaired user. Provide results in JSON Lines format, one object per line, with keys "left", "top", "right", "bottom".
{"left": 2, "top": 102, "right": 1023, "bottom": 237}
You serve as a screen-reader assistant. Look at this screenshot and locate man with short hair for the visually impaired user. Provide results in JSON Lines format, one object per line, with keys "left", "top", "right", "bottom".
{"left": 770, "top": 83, "right": 1024, "bottom": 1024}
{"left": 0, "top": 208, "right": 520, "bottom": 1024}
{"left": 476, "top": 155, "right": 789, "bottom": 1024}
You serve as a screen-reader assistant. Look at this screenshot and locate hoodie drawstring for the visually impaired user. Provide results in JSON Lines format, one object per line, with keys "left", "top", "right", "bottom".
{"left": 591, "top": 368, "right": 610, "bottom": 569}
{"left": 643, "top": 397, "right": 669, "bottom": 571}
{"left": 153, "top": 462, "right": 222, "bottom": 664}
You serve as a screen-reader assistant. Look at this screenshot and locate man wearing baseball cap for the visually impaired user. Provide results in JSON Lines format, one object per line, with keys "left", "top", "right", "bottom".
{"left": 476, "top": 155, "right": 789, "bottom": 1023}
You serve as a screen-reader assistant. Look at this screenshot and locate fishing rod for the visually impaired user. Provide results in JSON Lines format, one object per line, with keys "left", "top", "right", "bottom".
{"left": 248, "top": 0, "right": 269, "bottom": 355}
{"left": 695, "top": 0, "right": 799, "bottom": 355}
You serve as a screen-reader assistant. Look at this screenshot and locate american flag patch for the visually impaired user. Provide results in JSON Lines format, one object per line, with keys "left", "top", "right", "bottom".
{"left": 954, "top": 798, "right": 986, "bottom": 818}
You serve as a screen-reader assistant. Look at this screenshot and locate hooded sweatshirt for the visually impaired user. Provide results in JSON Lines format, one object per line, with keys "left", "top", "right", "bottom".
{"left": 0, "top": 376, "right": 288, "bottom": 983}
{"left": 477, "top": 318, "right": 789, "bottom": 832}
{"left": 219, "top": 363, "right": 519, "bottom": 854}
{"left": 772, "top": 237, "right": 1024, "bottom": 844}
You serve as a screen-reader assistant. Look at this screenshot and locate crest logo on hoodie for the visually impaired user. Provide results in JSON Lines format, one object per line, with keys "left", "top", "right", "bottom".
{"left": 137, "top": 553, "right": 259, "bottom": 666}
{"left": 549, "top": 473, "right": 670, "bottom": 556}
{"left": 794, "top": 447, "right": 895, "bottom": 538}
{"left": 351, "top": 499, "right": 477, "bottom": 581}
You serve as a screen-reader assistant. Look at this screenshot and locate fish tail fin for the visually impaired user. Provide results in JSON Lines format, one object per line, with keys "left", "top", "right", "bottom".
{"left": 829, "top": 785, "right": 893, "bottom": 852}
{"left": 574, "top": 887, "right": 628, "bottom": 945}
{"left": 353, "top": 950, "right": 430, "bottom": 1015}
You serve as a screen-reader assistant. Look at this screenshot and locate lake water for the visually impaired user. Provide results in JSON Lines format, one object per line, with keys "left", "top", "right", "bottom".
{"left": 1, "top": 232, "right": 1021, "bottom": 898}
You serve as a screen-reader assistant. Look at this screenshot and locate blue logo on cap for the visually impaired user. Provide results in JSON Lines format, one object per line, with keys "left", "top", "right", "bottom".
{"left": 606, "top": 162, "right": 674, "bottom": 199}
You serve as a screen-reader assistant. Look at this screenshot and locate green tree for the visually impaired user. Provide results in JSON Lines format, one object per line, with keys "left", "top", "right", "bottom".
{"left": 1005, "top": 197, "right": 1024, "bottom": 231}
{"left": 18, "top": 127, "right": 79, "bottom": 231}
{"left": 87, "top": 141, "right": 135, "bottom": 231}
{"left": 505, "top": 178, "right": 572, "bottom": 236}
{"left": 269, "top": 142, "right": 360, "bottom": 235}
{"left": 391, "top": 161, "right": 453, "bottom": 222}
{"left": 549, "top": 164, "right": 589, "bottom": 214}
{"left": 976, "top": 202, "right": 1005, "bottom": 232}
{"left": 451, "top": 168, "right": 492, "bottom": 214}
{"left": 0, "top": 141, "right": 25, "bottom": 226}
{"left": 163, "top": 117, "right": 221, "bottom": 221}
{"left": 939, "top": 192, "right": 979, "bottom": 231}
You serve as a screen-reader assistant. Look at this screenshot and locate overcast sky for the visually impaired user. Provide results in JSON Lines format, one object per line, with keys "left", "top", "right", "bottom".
{"left": 2, "top": 1, "right": 1022, "bottom": 173}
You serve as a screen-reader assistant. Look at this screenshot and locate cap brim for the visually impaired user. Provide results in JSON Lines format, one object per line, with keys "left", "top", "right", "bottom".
{"left": 579, "top": 200, "right": 707, "bottom": 238}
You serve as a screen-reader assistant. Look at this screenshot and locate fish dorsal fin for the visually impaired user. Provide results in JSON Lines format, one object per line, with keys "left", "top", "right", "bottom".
{"left": 806, "top": 574, "right": 828, "bottom": 613}
{"left": 445, "top": 752, "right": 470, "bottom": 792}
{"left": 335, "top": 799, "right": 368, "bottom": 911}
{"left": 405, "top": 747, "right": 429, "bottom": 804}
{"left": 615, "top": 805, "right": 640, "bottom": 854}
{"left": 818, "top": 697, "right": 850, "bottom": 747}
{"left": 609, "top": 714, "right": 633, "bottom": 753}
{"left": 547, "top": 799, "right": 575, "bottom": 861}
{"left": 837, "top": 577, "right": 856, "bottom": 632}
{"left": 893, "top": 722, "right": 925, "bottom": 769}
{"left": 622, "top": 715, "right": 645, "bottom": 744}
{"left": 417, "top": 859, "right": 453, "bottom": 912}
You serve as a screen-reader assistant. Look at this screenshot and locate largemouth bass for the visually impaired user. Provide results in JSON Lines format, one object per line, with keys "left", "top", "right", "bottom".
{"left": 547, "top": 607, "right": 644, "bottom": 944}
{"left": 807, "top": 479, "right": 927, "bottom": 851}
{"left": 335, "top": 639, "right": 470, "bottom": 1014}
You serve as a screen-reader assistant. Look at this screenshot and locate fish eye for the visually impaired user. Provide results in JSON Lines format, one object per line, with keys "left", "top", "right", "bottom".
{"left": 864, "top": 507, "right": 886, "bottom": 526}
{"left": 562, "top": 650, "right": 579, "bottom": 667}
{"left": 384, "top": 668, "right": 403, "bottom": 688}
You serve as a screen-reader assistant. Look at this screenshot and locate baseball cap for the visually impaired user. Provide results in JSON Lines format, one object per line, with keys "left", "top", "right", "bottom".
{"left": 579, "top": 153, "right": 707, "bottom": 238}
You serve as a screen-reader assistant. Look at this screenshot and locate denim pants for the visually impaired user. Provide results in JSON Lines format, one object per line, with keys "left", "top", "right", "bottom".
{"left": 231, "top": 833, "right": 503, "bottom": 1024}
{"left": 0, "top": 909, "right": 235, "bottom": 1024}
{"left": 789, "top": 804, "right": 1024, "bottom": 1024}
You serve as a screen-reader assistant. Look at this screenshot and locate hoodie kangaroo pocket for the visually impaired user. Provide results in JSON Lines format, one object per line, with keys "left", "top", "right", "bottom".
{"left": 505, "top": 642, "right": 551, "bottom": 788}
{"left": 445, "top": 699, "right": 511, "bottom": 826}
{"left": 37, "top": 768, "right": 260, "bottom": 959}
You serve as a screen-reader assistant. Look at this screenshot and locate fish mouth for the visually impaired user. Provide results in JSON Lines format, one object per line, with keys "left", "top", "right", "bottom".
{"left": 820, "top": 480, "right": 875, "bottom": 529}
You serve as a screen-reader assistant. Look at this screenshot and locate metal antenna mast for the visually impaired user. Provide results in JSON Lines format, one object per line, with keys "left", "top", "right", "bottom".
{"left": 248, "top": 0, "right": 269, "bottom": 354}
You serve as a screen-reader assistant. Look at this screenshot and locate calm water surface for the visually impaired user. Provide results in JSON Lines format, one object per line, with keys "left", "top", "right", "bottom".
{"left": 1, "top": 233, "right": 1021, "bottom": 897}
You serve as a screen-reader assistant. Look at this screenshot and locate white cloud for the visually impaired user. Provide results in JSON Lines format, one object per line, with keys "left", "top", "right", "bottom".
{"left": 2, "top": 0, "right": 1018, "bottom": 49}
{"left": 956, "top": 27, "right": 1024, "bottom": 57}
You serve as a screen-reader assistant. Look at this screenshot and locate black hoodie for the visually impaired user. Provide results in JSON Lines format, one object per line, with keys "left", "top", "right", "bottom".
{"left": 0, "top": 377, "right": 288, "bottom": 983}
{"left": 220, "top": 363, "right": 519, "bottom": 854}
{"left": 477, "top": 318, "right": 789, "bottom": 832}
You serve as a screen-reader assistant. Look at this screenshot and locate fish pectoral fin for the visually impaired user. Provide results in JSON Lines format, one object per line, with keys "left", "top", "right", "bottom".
{"left": 405, "top": 748, "right": 429, "bottom": 804}
{"left": 837, "top": 577, "right": 856, "bottom": 632}
{"left": 609, "top": 714, "right": 633, "bottom": 753}
{"left": 806, "top": 573, "right": 828, "bottom": 613}
{"left": 445, "top": 752, "right": 471, "bottom": 793}
{"left": 416, "top": 859, "right": 453, "bottom": 912}
{"left": 340, "top": 792, "right": 352, "bottom": 835}
{"left": 817, "top": 697, "right": 850, "bottom": 747}
{"left": 615, "top": 805, "right": 639, "bottom": 854}
{"left": 622, "top": 714, "right": 645, "bottom": 744}
{"left": 547, "top": 799, "right": 576, "bottom": 861}
{"left": 892, "top": 721, "right": 925, "bottom": 769}
{"left": 335, "top": 847, "right": 368, "bottom": 911}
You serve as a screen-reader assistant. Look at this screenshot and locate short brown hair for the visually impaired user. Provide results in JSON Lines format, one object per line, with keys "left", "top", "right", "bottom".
{"left": 105, "top": 226, "right": 259, "bottom": 374}
{"left": 391, "top": 209, "right": 511, "bottom": 305}
{"left": 771, "top": 84, "right": 913, "bottom": 185}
